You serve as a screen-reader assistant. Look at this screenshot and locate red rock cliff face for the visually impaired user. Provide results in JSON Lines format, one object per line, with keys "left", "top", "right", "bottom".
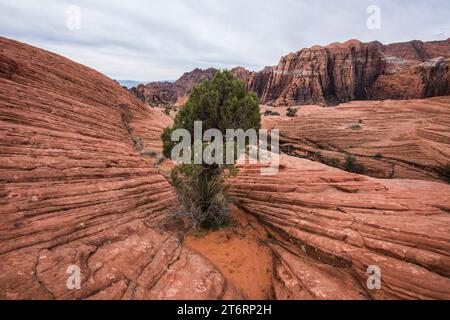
{"left": 368, "top": 56, "right": 450, "bottom": 100}
{"left": 130, "top": 81, "right": 178, "bottom": 106}
{"left": 0, "top": 37, "right": 244, "bottom": 300}
{"left": 131, "top": 68, "right": 217, "bottom": 106}
{"left": 233, "top": 39, "right": 450, "bottom": 106}
{"left": 130, "top": 39, "right": 449, "bottom": 107}
{"left": 381, "top": 39, "right": 450, "bottom": 61}
{"left": 232, "top": 40, "right": 386, "bottom": 106}
{"left": 174, "top": 67, "right": 218, "bottom": 97}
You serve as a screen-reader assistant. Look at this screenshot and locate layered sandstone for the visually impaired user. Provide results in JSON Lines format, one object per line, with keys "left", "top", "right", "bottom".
{"left": 229, "top": 155, "right": 450, "bottom": 299}
{"left": 234, "top": 40, "right": 385, "bottom": 106}
{"left": 261, "top": 96, "right": 450, "bottom": 183}
{"left": 131, "top": 68, "right": 217, "bottom": 106}
{"left": 130, "top": 81, "right": 178, "bottom": 107}
{"left": 381, "top": 39, "right": 450, "bottom": 61}
{"left": 130, "top": 39, "right": 449, "bottom": 108}
{"left": 2, "top": 35, "right": 450, "bottom": 301}
{"left": 233, "top": 39, "right": 450, "bottom": 106}
{"left": 0, "top": 37, "right": 244, "bottom": 300}
{"left": 368, "top": 56, "right": 450, "bottom": 100}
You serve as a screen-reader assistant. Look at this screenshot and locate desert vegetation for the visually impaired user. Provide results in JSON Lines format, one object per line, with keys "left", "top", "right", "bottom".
{"left": 286, "top": 107, "right": 298, "bottom": 117}
{"left": 437, "top": 164, "right": 450, "bottom": 182}
{"left": 263, "top": 109, "right": 281, "bottom": 116}
{"left": 162, "top": 70, "right": 260, "bottom": 230}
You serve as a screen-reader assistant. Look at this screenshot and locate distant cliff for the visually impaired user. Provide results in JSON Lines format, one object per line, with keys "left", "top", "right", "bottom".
{"left": 232, "top": 39, "right": 450, "bottom": 106}
{"left": 129, "top": 39, "right": 450, "bottom": 107}
{"left": 130, "top": 68, "right": 217, "bottom": 106}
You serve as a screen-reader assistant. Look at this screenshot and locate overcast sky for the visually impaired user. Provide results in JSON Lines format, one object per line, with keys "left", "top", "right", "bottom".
{"left": 0, "top": 0, "right": 449, "bottom": 81}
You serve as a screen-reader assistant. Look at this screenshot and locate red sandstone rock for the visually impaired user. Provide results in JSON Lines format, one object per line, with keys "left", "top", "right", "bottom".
{"left": 381, "top": 39, "right": 450, "bottom": 61}
{"left": 131, "top": 39, "right": 449, "bottom": 108}
{"left": 368, "top": 56, "right": 450, "bottom": 100}
{"left": 131, "top": 68, "right": 217, "bottom": 106}
{"left": 261, "top": 96, "right": 450, "bottom": 182}
{"left": 130, "top": 82, "right": 178, "bottom": 106}
{"left": 233, "top": 39, "right": 450, "bottom": 106}
{"left": 0, "top": 36, "right": 244, "bottom": 300}
{"left": 174, "top": 68, "right": 218, "bottom": 97}
{"left": 229, "top": 155, "right": 450, "bottom": 300}
{"left": 2, "top": 35, "right": 450, "bottom": 301}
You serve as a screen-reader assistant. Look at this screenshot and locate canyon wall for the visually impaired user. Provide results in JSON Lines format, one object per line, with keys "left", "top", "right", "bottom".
{"left": 233, "top": 39, "right": 450, "bottom": 106}
{"left": 381, "top": 38, "right": 450, "bottom": 61}
{"left": 236, "top": 40, "right": 385, "bottom": 106}
{"left": 130, "top": 39, "right": 449, "bottom": 107}
{"left": 131, "top": 68, "right": 217, "bottom": 106}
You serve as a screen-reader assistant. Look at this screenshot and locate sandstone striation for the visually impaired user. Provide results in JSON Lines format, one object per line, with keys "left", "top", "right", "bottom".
{"left": 2, "top": 35, "right": 450, "bottom": 301}
{"left": 0, "top": 37, "right": 244, "bottom": 300}
{"left": 229, "top": 155, "right": 450, "bottom": 299}
{"left": 233, "top": 39, "right": 450, "bottom": 106}
{"left": 234, "top": 40, "right": 385, "bottom": 106}
{"left": 261, "top": 96, "right": 450, "bottom": 183}
{"left": 381, "top": 39, "right": 450, "bottom": 61}
{"left": 130, "top": 39, "right": 449, "bottom": 108}
{"left": 368, "top": 56, "right": 450, "bottom": 100}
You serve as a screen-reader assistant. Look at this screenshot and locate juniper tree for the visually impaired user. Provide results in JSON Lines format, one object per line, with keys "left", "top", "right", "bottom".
{"left": 162, "top": 70, "right": 260, "bottom": 230}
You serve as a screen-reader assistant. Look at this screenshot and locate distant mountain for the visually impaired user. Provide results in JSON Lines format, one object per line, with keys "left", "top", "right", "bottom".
{"left": 117, "top": 80, "right": 144, "bottom": 89}
{"left": 128, "top": 38, "right": 450, "bottom": 107}
{"left": 231, "top": 38, "right": 450, "bottom": 106}
{"left": 129, "top": 68, "right": 218, "bottom": 106}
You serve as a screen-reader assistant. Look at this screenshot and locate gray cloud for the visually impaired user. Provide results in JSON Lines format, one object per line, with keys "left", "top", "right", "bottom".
{"left": 0, "top": 0, "right": 449, "bottom": 81}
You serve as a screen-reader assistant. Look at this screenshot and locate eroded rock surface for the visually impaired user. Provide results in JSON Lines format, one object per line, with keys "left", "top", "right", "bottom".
{"left": 233, "top": 39, "right": 450, "bottom": 106}
{"left": 130, "top": 39, "right": 449, "bottom": 108}
{"left": 130, "top": 68, "right": 217, "bottom": 106}
{"left": 381, "top": 39, "right": 450, "bottom": 61}
{"left": 0, "top": 37, "right": 244, "bottom": 300}
{"left": 2, "top": 35, "right": 449, "bottom": 301}
{"left": 368, "top": 56, "right": 450, "bottom": 100}
{"left": 234, "top": 40, "right": 385, "bottom": 106}
{"left": 229, "top": 156, "right": 450, "bottom": 299}
{"left": 262, "top": 97, "right": 450, "bottom": 183}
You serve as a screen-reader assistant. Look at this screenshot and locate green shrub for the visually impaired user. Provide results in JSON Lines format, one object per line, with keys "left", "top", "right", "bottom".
{"left": 322, "top": 157, "right": 341, "bottom": 168}
{"left": 162, "top": 70, "right": 260, "bottom": 230}
{"left": 374, "top": 153, "right": 384, "bottom": 159}
{"left": 350, "top": 123, "right": 362, "bottom": 130}
{"left": 264, "top": 110, "right": 280, "bottom": 116}
{"left": 163, "top": 105, "right": 171, "bottom": 115}
{"left": 286, "top": 107, "right": 298, "bottom": 117}
{"left": 171, "top": 164, "right": 236, "bottom": 230}
{"left": 132, "top": 136, "right": 144, "bottom": 151}
{"left": 343, "top": 154, "right": 366, "bottom": 174}
{"left": 437, "top": 164, "right": 450, "bottom": 182}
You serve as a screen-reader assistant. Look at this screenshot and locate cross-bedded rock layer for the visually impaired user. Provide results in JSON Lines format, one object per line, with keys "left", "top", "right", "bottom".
{"left": 0, "top": 37, "right": 244, "bottom": 300}
{"left": 262, "top": 96, "right": 450, "bottom": 183}
{"left": 229, "top": 156, "right": 450, "bottom": 299}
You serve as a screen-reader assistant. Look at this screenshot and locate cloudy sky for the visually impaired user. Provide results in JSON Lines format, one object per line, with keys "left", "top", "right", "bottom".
{"left": 0, "top": 0, "right": 449, "bottom": 81}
